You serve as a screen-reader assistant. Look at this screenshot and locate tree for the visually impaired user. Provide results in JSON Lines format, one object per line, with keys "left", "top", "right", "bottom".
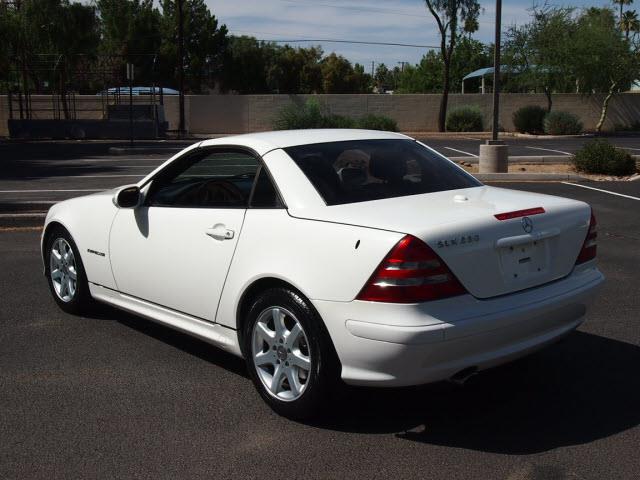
{"left": 160, "top": 0, "right": 228, "bottom": 93}
{"left": 97, "top": 0, "right": 162, "bottom": 86}
{"left": 374, "top": 63, "right": 392, "bottom": 92}
{"left": 620, "top": 9, "right": 640, "bottom": 38}
{"left": 449, "top": 37, "right": 490, "bottom": 92}
{"left": 395, "top": 51, "right": 443, "bottom": 93}
{"left": 2, "top": 1, "right": 100, "bottom": 115}
{"left": 320, "top": 53, "right": 368, "bottom": 93}
{"left": 572, "top": 7, "right": 640, "bottom": 131}
{"left": 503, "top": 7, "right": 577, "bottom": 111}
{"left": 612, "top": 0, "right": 633, "bottom": 20}
{"left": 423, "top": 0, "right": 480, "bottom": 131}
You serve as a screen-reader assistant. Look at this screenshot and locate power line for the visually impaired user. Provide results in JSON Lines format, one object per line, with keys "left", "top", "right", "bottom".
{"left": 237, "top": 35, "right": 438, "bottom": 49}
{"left": 279, "top": 0, "right": 430, "bottom": 19}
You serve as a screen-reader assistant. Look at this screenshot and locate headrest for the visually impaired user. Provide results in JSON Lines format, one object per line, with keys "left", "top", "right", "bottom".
{"left": 369, "top": 152, "right": 406, "bottom": 182}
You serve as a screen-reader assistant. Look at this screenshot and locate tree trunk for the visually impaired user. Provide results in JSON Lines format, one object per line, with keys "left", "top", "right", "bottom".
{"left": 60, "top": 69, "right": 70, "bottom": 121}
{"left": 438, "top": 60, "right": 450, "bottom": 132}
{"left": 595, "top": 83, "right": 616, "bottom": 132}
{"left": 544, "top": 87, "right": 552, "bottom": 112}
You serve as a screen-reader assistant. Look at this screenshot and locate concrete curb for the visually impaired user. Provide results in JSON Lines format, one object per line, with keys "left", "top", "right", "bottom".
{"left": 449, "top": 155, "right": 572, "bottom": 164}
{"left": 473, "top": 173, "right": 585, "bottom": 182}
{"left": 0, "top": 212, "right": 46, "bottom": 228}
{"left": 108, "top": 146, "right": 185, "bottom": 155}
{"left": 0, "top": 201, "right": 55, "bottom": 214}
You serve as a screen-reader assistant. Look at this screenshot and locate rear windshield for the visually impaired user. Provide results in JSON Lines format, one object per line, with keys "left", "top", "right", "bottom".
{"left": 284, "top": 139, "right": 481, "bottom": 206}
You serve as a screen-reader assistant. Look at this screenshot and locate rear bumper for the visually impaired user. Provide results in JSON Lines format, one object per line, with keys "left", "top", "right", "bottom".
{"left": 313, "top": 264, "right": 604, "bottom": 387}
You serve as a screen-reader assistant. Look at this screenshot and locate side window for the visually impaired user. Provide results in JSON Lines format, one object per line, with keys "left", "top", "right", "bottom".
{"left": 250, "top": 167, "right": 282, "bottom": 208}
{"left": 147, "top": 150, "right": 259, "bottom": 208}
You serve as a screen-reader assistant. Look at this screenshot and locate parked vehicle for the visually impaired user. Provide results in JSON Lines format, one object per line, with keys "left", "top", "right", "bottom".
{"left": 42, "top": 129, "right": 603, "bottom": 419}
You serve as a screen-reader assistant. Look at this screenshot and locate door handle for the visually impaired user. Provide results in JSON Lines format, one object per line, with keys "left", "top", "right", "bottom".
{"left": 205, "top": 224, "right": 235, "bottom": 241}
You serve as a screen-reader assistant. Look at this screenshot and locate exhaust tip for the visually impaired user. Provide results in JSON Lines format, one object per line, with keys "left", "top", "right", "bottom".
{"left": 449, "top": 366, "right": 479, "bottom": 386}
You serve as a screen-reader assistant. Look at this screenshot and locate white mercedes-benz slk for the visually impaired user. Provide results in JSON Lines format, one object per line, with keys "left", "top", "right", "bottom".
{"left": 42, "top": 129, "right": 603, "bottom": 418}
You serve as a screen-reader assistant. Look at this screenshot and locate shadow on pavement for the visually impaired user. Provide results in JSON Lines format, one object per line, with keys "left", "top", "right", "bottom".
{"left": 83, "top": 300, "right": 640, "bottom": 455}
{"left": 86, "top": 303, "right": 249, "bottom": 380}
{"left": 315, "top": 331, "right": 640, "bottom": 455}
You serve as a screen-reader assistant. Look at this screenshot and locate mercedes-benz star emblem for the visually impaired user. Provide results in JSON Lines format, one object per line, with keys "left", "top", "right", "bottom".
{"left": 522, "top": 216, "right": 533, "bottom": 233}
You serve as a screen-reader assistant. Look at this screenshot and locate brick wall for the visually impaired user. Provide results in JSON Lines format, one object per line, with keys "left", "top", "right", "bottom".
{"left": 2, "top": 92, "right": 640, "bottom": 137}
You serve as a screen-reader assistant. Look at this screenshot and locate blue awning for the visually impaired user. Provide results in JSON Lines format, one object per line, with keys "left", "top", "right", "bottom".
{"left": 463, "top": 67, "right": 496, "bottom": 81}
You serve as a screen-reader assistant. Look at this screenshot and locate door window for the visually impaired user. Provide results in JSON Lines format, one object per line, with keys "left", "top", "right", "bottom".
{"left": 249, "top": 167, "right": 282, "bottom": 208}
{"left": 147, "top": 150, "right": 260, "bottom": 208}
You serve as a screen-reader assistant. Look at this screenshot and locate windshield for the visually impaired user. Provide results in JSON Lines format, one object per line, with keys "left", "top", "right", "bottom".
{"left": 284, "top": 139, "right": 481, "bottom": 206}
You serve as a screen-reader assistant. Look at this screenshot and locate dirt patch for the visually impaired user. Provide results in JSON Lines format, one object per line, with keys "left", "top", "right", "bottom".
{"left": 456, "top": 162, "right": 639, "bottom": 181}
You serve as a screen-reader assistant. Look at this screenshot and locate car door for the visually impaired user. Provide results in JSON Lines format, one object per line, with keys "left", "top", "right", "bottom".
{"left": 109, "top": 147, "right": 261, "bottom": 321}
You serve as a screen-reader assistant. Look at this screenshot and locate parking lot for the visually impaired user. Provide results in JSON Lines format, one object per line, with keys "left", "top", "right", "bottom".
{"left": 1, "top": 139, "right": 640, "bottom": 478}
{"left": 1, "top": 135, "right": 640, "bottom": 214}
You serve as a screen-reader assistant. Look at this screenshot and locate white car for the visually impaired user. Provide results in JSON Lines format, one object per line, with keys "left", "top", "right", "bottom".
{"left": 42, "top": 129, "right": 604, "bottom": 418}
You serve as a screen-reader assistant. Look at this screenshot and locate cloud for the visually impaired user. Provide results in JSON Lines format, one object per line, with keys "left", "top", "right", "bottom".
{"left": 208, "top": 0, "right": 605, "bottom": 66}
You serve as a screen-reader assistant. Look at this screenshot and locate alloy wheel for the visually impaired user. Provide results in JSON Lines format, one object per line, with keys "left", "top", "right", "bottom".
{"left": 251, "top": 306, "right": 312, "bottom": 402}
{"left": 49, "top": 238, "right": 77, "bottom": 303}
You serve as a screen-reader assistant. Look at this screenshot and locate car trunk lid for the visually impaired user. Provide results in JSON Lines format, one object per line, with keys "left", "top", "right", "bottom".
{"left": 288, "top": 185, "right": 591, "bottom": 298}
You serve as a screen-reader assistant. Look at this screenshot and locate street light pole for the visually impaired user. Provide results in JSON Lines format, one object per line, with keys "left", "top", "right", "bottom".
{"left": 479, "top": 0, "right": 508, "bottom": 173}
{"left": 177, "top": 0, "right": 185, "bottom": 137}
{"left": 491, "top": 0, "right": 502, "bottom": 141}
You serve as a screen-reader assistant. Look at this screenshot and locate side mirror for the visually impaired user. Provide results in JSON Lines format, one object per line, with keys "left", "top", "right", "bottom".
{"left": 113, "top": 185, "right": 142, "bottom": 209}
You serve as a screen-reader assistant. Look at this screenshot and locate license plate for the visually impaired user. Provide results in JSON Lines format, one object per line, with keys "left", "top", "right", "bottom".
{"left": 499, "top": 240, "right": 548, "bottom": 281}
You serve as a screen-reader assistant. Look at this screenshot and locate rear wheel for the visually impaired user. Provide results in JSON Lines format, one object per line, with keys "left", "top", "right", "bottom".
{"left": 45, "top": 226, "right": 94, "bottom": 315}
{"left": 243, "top": 287, "right": 338, "bottom": 420}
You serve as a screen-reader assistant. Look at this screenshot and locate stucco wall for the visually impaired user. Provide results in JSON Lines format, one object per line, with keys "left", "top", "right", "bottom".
{"left": 181, "top": 93, "right": 640, "bottom": 134}
{"left": 2, "top": 93, "right": 640, "bottom": 137}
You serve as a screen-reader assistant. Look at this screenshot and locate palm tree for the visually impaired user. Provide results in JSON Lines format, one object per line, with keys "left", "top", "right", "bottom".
{"left": 621, "top": 9, "right": 640, "bottom": 38}
{"left": 613, "top": 0, "right": 634, "bottom": 21}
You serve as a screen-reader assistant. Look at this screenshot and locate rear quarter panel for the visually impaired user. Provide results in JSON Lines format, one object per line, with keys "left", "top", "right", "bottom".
{"left": 43, "top": 192, "right": 119, "bottom": 289}
{"left": 214, "top": 209, "right": 403, "bottom": 329}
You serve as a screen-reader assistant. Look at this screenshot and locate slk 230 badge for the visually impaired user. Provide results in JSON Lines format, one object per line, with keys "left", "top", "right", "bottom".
{"left": 437, "top": 234, "right": 480, "bottom": 248}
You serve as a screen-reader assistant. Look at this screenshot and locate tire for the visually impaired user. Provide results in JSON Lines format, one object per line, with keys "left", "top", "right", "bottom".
{"left": 243, "top": 287, "right": 339, "bottom": 420}
{"left": 44, "top": 226, "right": 94, "bottom": 315}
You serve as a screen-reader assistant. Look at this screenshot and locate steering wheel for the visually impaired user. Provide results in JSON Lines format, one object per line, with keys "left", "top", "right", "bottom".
{"left": 194, "top": 179, "right": 245, "bottom": 206}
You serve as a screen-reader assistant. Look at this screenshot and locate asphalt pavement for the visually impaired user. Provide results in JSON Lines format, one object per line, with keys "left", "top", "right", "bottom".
{"left": 1, "top": 180, "right": 639, "bottom": 479}
{"left": 2, "top": 135, "right": 640, "bottom": 217}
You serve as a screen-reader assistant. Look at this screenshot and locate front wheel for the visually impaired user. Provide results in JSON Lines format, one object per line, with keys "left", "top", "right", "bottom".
{"left": 45, "top": 226, "right": 94, "bottom": 315}
{"left": 243, "top": 288, "right": 339, "bottom": 420}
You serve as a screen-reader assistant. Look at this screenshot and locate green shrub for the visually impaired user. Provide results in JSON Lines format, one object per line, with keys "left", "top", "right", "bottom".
{"left": 573, "top": 139, "right": 637, "bottom": 175}
{"left": 356, "top": 114, "right": 398, "bottom": 131}
{"left": 274, "top": 98, "right": 398, "bottom": 131}
{"left": 323, "top": 114, "right": 355, "bottom": 128}
{"left": 513, "top": 105, "right": 546, "bottom": 134}
{"left": 446, "top": 106, "right": 483, "bottom": 132}
{"left": 273, "top": 98, "right": 353, "bottom": 129}
{"left": 543, "top": 111, "right": 583, "bottom": 135}
{"left": 273, "top": 98, "right": 325, "bottom": 129}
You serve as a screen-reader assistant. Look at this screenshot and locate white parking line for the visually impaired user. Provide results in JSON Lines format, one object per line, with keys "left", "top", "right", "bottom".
{"left": 622, "top": 147, "right": 640, "bottom": 152}
{"left": 22, "top": 175, "right": 143, "bottom": 179}
{"left": 525, "top": 146, "right": 572, "bottom": 155}
{"left": 63, "top": 165, "right": 154, "bottom": 169}
{"left": 79, "top": 157, "right": 169, "bottom": 163}
{"left": 0, "top": 189, "right": 103, "bottom": 193}
{"left": 562, "top": 182, "right": 640, "bottom": 200}
{"left": 444, "top": 147, "right": 478, "bottom": 157}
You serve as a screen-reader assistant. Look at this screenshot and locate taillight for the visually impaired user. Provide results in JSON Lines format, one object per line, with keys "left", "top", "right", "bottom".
{"left": 357, "top": 235, "right": 467, "bottom": 303}
{"left": 575, "top": 209, "right": 597, "bottom": 264}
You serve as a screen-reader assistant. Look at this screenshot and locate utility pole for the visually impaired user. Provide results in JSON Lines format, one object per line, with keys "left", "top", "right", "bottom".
{"left": 177, "top": 0, "right": 185, "bottom": 137}
{"left": 479, "top": 0, "right": 508, "bottom": 173}
{"left": 127, "top": 63, "right": 134, "bottom": 147}
{"left": 491, "top": 0, "right": 502, "bottom": 141}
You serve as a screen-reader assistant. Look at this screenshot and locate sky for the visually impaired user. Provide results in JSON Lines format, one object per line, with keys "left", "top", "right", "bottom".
{"left": 209, "top": 0, "right": 608, "bottom": 69}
